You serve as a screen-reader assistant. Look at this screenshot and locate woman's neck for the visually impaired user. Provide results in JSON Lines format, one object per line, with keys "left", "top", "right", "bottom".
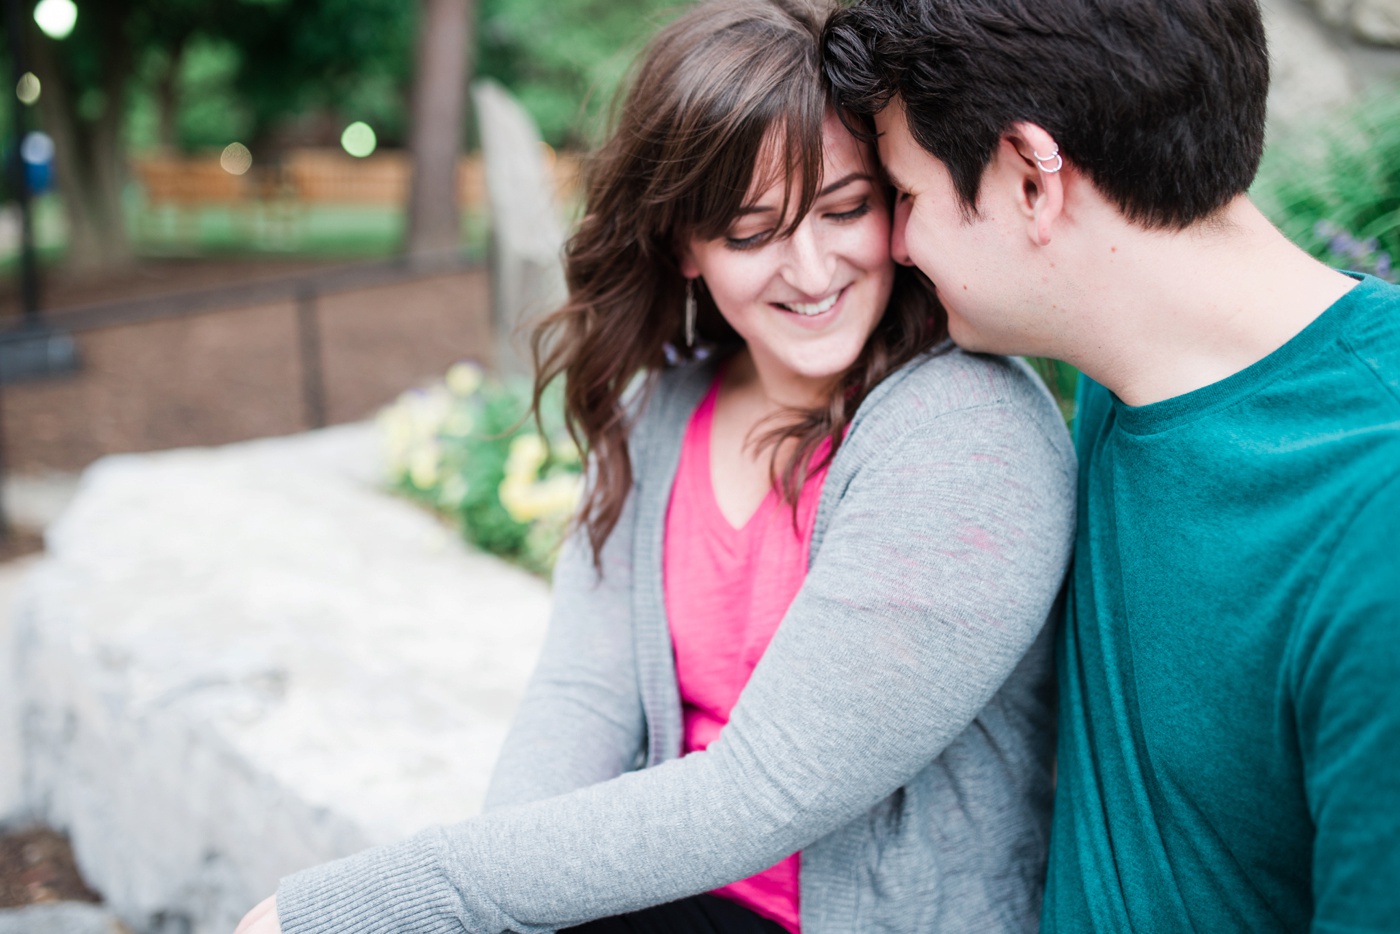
{"left": 723, "top": 348, "right": 831, "bottom": 413}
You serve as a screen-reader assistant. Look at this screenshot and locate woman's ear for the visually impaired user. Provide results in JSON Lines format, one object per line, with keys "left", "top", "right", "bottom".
{"left": 678, "top": 248, "right": 700, "bottom": 280}
{"left": 1002, "top": 121, "right": 1065, "bottom": 247}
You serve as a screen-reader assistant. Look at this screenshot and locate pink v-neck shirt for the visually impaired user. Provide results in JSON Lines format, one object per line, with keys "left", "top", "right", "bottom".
{"left": 663, "top": 376, "right": 832, "bottom": 933}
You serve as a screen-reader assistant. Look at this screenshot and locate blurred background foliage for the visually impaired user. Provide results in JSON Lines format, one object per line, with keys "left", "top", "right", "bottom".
{"left": 475, "top": 0, "right": 677, "bottom": 147}
{"left": 1251, "top": 84, "right": 1400, "bottom": 284}
{"left": 0, "top": 0, "right": 680, "bottom": 156}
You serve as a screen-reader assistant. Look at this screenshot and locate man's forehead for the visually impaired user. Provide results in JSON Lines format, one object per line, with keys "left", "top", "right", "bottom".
{"left": 871, "top": 101, "right": 915, "bottom": 189}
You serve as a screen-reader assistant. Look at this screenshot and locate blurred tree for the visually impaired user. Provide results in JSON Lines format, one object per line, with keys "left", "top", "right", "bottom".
{"left": 404, "top": 0, "right": 473, "bottom": 267}
{"left": 28, "top": 0, "right": 144, "bottom": 272}
{"left": 25, "top": 0, "right": 414, "bottom": 271}
{"left": 221, "top": 0, "right": 413, "bottom": 149}
{"left": 475, "top": 0, "right": 680, "bottom": 148}
{"left": 17, "top": 0, "right": 679, "bottom": 270}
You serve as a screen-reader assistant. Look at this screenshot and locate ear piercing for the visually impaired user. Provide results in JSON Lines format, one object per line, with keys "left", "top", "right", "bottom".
{"left": 1033, "top": 149, "right": 1063, "bottom": 174}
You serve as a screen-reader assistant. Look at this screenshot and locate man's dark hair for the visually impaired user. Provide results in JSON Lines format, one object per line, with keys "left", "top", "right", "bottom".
{"left": 822, "top": 0, "right": 1270, "bottom": 228}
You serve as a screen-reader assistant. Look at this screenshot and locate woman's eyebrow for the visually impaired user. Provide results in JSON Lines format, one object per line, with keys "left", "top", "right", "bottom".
{"left": 819, "top": 172, "right": 872, "bottom": 197}
{"left": 735, "top": 173, "right": 875, "bottom": 216}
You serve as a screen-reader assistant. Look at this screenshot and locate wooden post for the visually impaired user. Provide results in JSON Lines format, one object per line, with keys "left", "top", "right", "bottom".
{"left": 472, "top": 80, "right": 568, "bottom": 378}
{"left": 296, "top": 286, "right": 327, "bottom": 430}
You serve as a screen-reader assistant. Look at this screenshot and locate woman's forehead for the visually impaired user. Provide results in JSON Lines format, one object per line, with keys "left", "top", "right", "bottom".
{"left": 743, "top": 112, "right": 876, "bottom": 209}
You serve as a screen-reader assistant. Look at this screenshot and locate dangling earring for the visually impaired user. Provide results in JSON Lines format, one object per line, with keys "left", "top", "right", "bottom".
{"left": 684, "top": 279, "right": 697, "bottom": 348}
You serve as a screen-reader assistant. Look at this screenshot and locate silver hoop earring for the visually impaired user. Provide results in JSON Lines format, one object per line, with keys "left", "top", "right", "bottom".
{"left": 1033, "top": 149, "right": 1063, "bottom": 174}
{"left": 684, "top": 279, "right": 697, "bottom": 348}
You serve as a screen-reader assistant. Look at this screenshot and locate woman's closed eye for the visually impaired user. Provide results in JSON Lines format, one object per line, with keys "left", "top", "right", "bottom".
{"left": 826, "top": 199, "right": 873, "bottom": 222}
{"left": 724, "top": 228, "right": 773, "bottom": 251}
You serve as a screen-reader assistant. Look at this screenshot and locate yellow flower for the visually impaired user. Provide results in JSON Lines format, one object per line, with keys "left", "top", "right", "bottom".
{"left": 550, "top": 435, "right": 582, "bottom": 466}
{"left": 409, "top": 444, "right": 441, "bottom": 490}
{"left": 498, "top": 472, "right": 582, "bottom": 524}
{"left": 446, "top": 361, "right": 485, "bottom": 398}
{"left": 505, "top": 434, "right": 549, "bottom": 479}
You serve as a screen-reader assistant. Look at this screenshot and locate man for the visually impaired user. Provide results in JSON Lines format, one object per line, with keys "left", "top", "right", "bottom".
{"left": 822, "top": 1, "right": 1400, "bottom": 931}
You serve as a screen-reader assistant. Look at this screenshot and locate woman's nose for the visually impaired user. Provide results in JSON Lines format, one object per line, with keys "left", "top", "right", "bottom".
{"left": 782, "top": 223, "right": 837, "bottom": 295}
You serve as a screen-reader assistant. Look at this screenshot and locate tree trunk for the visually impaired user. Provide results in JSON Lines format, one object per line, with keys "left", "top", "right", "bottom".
{"left": 403, "top": 0, "right": 474, "bottom": 269}
{"left": 155, "top": 41, "right": 187, "bottom": 154}
{"left": 30, "top": 3, "right": 136, "bottom": 274}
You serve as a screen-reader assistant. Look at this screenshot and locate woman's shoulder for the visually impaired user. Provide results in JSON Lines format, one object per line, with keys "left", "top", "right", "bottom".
{"left": 842, "top": 344, "right": 1075, "bottom": 472}
{"left": 861, "top": 345, "right": 1064, "bottom": 427}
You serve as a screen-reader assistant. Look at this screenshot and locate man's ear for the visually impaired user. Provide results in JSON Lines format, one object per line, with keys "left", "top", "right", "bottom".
{"left": 1001, "top": 121, "right": 1065, "bottom": 246}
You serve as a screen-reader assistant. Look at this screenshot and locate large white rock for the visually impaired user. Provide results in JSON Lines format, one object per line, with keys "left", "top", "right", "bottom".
{"left": 0, "top": 557, "right": 41, "bottom": 821}
{"left": 10, "top": 425, "right": 551, "bottom": 934}
{"left": 1305, "top": 0, "right": 1400, "bottom": 45}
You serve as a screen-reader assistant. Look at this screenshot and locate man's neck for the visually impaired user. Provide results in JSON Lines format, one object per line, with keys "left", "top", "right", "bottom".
{"left": 1054, "top": 196, "right": 1357, "bottom": 407}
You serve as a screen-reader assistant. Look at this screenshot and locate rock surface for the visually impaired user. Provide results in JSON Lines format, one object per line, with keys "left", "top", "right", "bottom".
{"left": 1264, "top": 0, "right": 1400, "bottom": 134}
{"left": 0, "top": 559, "right": 41, "bottom": 822}
{"left": 10, "top": 424, "right": 551, "bottom": 934}
{"left": 1306, "top": 0, "right": 1400, "bottom": 45}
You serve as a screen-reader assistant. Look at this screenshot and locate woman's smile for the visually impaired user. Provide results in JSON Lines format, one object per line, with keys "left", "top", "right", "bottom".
{"left": 775, "top": 285, "right": 846, "bottom": 318}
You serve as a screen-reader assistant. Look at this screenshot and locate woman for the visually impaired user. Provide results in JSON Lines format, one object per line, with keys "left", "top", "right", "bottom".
{"left": 236, "top": 1, "right": 1074, "bottom": 932}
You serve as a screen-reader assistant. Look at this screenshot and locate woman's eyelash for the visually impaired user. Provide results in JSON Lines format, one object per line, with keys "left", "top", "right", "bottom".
{"left": 829, "top": 201, "right": 873, "bottom": 221}
{"left": 724, "top": 231, "right": 769, "bottom": 250}
{"left": 722, "top": 199, "right": 873, "bottom": 249}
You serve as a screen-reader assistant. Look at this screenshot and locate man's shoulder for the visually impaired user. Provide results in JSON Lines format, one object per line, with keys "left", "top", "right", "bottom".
{"left": 1338, "top": 275, "right": 1400, "bottom": 402}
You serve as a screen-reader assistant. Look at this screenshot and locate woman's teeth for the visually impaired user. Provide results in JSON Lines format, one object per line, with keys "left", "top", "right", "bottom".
{"left": 782, "top": 292, "right": 840, "bottom": 316}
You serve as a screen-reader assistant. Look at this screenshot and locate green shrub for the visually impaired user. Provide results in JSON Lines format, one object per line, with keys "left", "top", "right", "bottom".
{"left": 380, "top": 363, "right": 581, "bottom": 576}
{"left": 1252, "top": 84, "right": 1400, "bottom": 282}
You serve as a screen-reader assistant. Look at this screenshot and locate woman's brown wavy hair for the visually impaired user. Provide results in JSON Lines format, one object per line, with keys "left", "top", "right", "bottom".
{"left": 531, "top": 0, "right": 947, "bottom": 564}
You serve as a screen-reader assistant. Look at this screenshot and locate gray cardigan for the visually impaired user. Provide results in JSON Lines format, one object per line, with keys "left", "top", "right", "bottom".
{"left": 277, "top": 346, "right": 1076, "bottom": 934}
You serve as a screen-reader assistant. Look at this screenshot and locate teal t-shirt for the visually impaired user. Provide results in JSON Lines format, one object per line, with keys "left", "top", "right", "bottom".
{"left": 1044, "top": 274, "right": 1400, "bottom": 933}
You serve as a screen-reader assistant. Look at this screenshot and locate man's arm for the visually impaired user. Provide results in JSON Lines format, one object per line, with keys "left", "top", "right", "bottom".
{"left": 1295, "top": 473, "right": 1400, "bottom": 932}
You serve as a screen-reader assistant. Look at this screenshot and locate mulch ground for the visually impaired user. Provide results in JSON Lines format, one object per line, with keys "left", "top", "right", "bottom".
{"left": 0, "top": 257, "right": 495, "bottom": 474}
{"left": 0, "top": 529, "right": 44, "bottom": 563}
{"left": 0, "top": 826, "right": 102, "bottom": 909}
{"left": 0, "top": 258, "right": 343, "bottom": 321}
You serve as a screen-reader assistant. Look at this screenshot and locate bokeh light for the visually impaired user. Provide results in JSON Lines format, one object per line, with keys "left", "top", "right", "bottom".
{"left": 20, "top": 132, "right": 55, "bottom": 166}
{"left": 16, "top": 73, "right": 41, "bottom": 106}
{"left": 34, "top": 0, "right": 79, "bottom": 40}
{"left": 340, "top": 122, "right": 377, "bottom": 158}
{"left": 220, "top": 142, "right": 253, "bottom": 176}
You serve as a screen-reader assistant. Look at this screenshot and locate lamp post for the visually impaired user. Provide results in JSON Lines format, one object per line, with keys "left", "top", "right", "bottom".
{"left": 6, "top": 0, "right": 42, "bottom": 325}
{"left": 1, "top": 0, "right": 80, "bottom": 540}
{"left": 1, "top": 0, "right": 76, "bottom": 380}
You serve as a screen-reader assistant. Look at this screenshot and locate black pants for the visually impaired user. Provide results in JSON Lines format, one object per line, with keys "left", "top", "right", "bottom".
{"left": 561, "top": 895, "right": 788, "bottom": 934}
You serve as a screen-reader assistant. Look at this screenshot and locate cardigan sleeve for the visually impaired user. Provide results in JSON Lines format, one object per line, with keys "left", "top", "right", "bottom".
{"left": 479, "top": 499, "right": 646, "bottom": 811}
{"left": 484, "top": 375, "right": 662, "bottom": 811}
{"left": 274, "top": 391, "right": 1076, "bottom": 934}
